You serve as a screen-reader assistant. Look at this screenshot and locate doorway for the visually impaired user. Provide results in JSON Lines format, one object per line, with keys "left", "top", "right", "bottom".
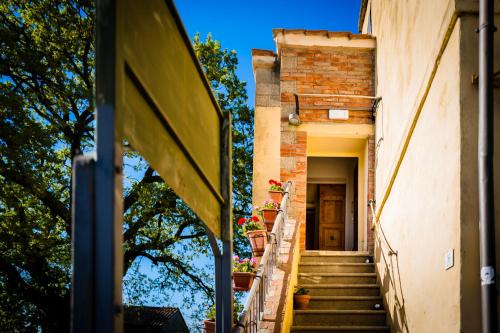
{"left": 306, "top": 157, "right": 359, "bottom": 251}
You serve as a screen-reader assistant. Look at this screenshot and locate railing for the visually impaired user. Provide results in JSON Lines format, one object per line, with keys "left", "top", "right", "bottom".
{"left": 369, "top": 200, "right": 397, "bottom": 256}
{"left": 233, "top": 181, "right": 292, "bottom": 333}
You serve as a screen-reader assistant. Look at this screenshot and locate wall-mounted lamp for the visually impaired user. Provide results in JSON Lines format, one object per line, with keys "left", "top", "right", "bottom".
{"left": 288, "top": 94, "right": 301, "bottom": 126}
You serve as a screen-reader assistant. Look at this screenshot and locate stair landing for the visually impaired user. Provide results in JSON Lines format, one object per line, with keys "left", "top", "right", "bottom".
{"left": 291, "top": 251, "right": 390, "bottom": 333}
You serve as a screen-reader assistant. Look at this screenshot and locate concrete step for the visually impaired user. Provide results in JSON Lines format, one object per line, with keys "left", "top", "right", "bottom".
{"left": 300, "top": 284, "right": 380, "bottom": 296}
{"left": 299, "top": 273, "right": 377, "bottom": 284}
{"left": 299, "top": 262, "right": 375, "bottom": 273}
{"left": 291, "top": 325, "right": 390, "bottom": 332}
{"left": 308, "top": 296, "right": 383, "bottom": 310}
{"left": 294, "top": 310, "right": 387, "bottom": 326}
{"left": 301, "top": 251, "right": 372, "bottom": 264}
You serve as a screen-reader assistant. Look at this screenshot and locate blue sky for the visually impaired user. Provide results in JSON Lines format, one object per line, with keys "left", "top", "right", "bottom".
{"left": 176, "top": 0, "right": 361, "bottom": 108}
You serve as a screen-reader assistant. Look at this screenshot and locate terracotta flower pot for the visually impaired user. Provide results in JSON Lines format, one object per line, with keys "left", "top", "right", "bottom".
{"left": 233, "top": 272, "right": 255, "bottom": 291}
{"left": 261, "top": 209, "right": 278, "bottom": 223}
{"left": 268, "top": 191, "right": 283, "bottom": 207}
{"left": 261, "top": 209, "right": 277, "bottom": 231}
{"left": 204, "top": 319, "right": 215, "bottom": 333}
{"left": 246, "top": 230, "right": 267, "bottom": 256}
{"left": 294, "top": 294, "right": 311, "bottom": 310}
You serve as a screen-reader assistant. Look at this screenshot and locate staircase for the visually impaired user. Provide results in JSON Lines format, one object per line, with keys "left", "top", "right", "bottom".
{"left": 291, "top": 251, "right": 390, "bottom": 332}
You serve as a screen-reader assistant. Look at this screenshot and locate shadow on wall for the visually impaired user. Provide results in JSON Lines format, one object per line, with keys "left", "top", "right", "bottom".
{"left": 374, "top": 227, "right": 409, "bottom": 333}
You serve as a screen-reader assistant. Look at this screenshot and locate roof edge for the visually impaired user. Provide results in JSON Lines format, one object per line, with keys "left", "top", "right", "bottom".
{"left": 252, "top": 49, "right": 277, "bottom": 57}
{"left": 358, "top": 0, "right": 368, "bottom": 33}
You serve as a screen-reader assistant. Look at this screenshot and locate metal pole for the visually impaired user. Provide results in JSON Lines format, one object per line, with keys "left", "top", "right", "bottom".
{"left": 95, "top": 0, "right": 123, "bottom": 331}
{"left": 478, "top": 0, "right": 497, "bottom": 332}
{"left": 221, "top": 112, "right": 233, "bottom": 332}
{"left": 71, "top": 156, "right": 96, "bottom": 333}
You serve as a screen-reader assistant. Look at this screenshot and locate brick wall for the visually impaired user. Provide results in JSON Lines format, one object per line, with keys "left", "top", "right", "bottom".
{"left": 279, "top": 44, "right": 375, "bottom": 251}
{"left": 280, "top": 130, "right": 307, "bottom": 251}
{"left": 280, "top": 46, "right": 375, "bottom": 125}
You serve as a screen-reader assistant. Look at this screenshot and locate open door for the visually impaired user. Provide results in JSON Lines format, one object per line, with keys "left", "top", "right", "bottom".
{"left": 319, "top": 184, "right": 346, "bottom": 250}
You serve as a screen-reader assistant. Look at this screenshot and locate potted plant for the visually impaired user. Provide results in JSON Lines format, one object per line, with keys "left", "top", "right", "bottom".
{"left": 233, "top": 256, "right": 258, "bottom": 291}
{"left": 256, "top": 199, "right": 279, "bottom": 231}
{"left": 268, "top": 179, "right": 285, "bottom": 206}
{"left": 204, "top": 302, "right": 244, "bottom": 332}
{"left": 293, "top": 287, "right": 311, "bottom": 310}
{"left": 204, "top": 305, "right": 216, "bottom": 333}
{"left": 238, "top": 216, "right": 267, "bottom": 256}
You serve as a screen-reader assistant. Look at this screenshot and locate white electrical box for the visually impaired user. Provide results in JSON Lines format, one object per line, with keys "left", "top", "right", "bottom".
{"left": 329, "top": 109, "right": 349, "bottom": 120}
{"left": 444, "top": 249, "right": 454, "bottom": 270}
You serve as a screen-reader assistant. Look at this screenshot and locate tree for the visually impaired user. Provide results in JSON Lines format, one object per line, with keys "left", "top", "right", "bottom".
{"left": 0, "top": 1, "right": 253, "bottom": 331}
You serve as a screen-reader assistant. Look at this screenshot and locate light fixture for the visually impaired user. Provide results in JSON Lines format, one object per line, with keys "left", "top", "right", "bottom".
{"left": 288, "top": 112, "right": 300, "bottom": 126}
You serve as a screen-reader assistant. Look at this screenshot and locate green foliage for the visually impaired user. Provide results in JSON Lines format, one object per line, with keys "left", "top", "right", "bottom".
{"left": 232, "top": 256, "right": 258, "bottom": 273}
{"left": 294, "top": 287, "right": 309, "bottom": 295}
{"left": 0, "top": 1, "right": 253, "bottom": 331}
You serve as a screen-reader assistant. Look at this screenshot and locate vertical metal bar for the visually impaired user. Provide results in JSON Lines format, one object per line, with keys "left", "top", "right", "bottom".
{"left": 214, "top": 253, "right": 223, "bottom": 333}
{"left": 478, "top": 1, "right": 497, "bottom": 332}
{"left": 95, "top": 0, "right": 123, "bottom": 332}
{"left": 221, "top": 112, "right": 233, "bottom": 332}
{"left": 71, "top": 156, "right": 96, "bottom": 333}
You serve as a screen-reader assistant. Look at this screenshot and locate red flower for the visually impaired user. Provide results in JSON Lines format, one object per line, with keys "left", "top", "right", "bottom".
{"left": 251, "top": 216, "right": 259, "bottom": 222}
{"left": 237, "top": 217, "right": 246, "bottom": 225}
{"left": 269, "top": 179, "right": 275, "bottom": 185}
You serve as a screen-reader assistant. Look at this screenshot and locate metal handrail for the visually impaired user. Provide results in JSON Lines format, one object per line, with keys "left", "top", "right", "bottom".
{"left": 369, "top": 200, "right": 397, "bottom": 256}
{"left": 233, "top": 181, "right": 292, "bottom": 333}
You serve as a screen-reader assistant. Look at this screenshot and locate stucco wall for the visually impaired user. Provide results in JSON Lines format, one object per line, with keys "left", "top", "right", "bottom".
{"left": 375, "top": 25, "right": 462, "bottom": 333}
{"left": 369, "top": 0, "right": 462, "bottom": 331}
{"left": 367, "top": 0, "right": 500, "bottom": 330}
{"left": 458, "top": 14, "right": 500, "bottom": 333}
{"left": 252, "top": 51, "right": 281, "bottom": 209}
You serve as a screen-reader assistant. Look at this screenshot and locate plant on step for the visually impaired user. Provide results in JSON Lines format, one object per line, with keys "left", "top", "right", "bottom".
{"left": 237, "top": 216, "right": 265, "bottom": 233}
{"left": 293, "top": 286, "right": 311, "bottom": 310}
{"left": 294, "top": 287, "right": 309, "bottom": 295}
{"left": 268, "top": 179, "right": 284, "bottom": 192}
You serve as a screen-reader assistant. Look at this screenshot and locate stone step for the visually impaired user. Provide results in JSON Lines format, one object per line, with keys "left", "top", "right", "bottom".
{"left": 294, "top": 310, "right": 387, "bottom": 326}
{"left": 291, "top": 325, "right": 390, "bottom": 332}
{"left": 300, "top": 284, "right": 380, "bottom": 296}
{"left": 299, "top": 262, "right": 375, "bottom": 273}
{"left": 301, "top": 251, "right": 372, "bottom": 264}
{"left": 299, "top": 273, "right": 377, "bottom": 285}
{"left": 308, "top": 296, "right": 383, "bottom": 310}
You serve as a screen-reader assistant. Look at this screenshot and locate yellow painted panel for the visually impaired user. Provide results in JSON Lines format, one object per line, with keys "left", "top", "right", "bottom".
{"left": 116, "top": 0, "right": 223, "bottom": 236}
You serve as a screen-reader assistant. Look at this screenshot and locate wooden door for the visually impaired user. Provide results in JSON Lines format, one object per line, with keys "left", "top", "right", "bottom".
{"left": 319, "top": 184, "right": 346, "bottom": 251}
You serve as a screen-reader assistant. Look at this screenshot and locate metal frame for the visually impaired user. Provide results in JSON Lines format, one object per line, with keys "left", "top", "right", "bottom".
{"left": 71, "top": 1, "right": 233, "bottom": 332}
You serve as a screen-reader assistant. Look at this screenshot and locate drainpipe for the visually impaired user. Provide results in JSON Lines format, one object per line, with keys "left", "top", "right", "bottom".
{"left": 478, "top": 0, "right": 497, "bottom": 332}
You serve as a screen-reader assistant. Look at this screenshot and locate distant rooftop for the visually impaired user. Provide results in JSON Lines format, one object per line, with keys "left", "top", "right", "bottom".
{"left": 124, "top": 306, "right": 189, "bottom": 333}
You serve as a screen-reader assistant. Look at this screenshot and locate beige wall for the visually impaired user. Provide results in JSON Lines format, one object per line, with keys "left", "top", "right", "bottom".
{"left": 367, "top": 0, "right": 500, "bottom": 331}
{"left": 458, "top": 14, "right": 500, "bottom": 333}
{"left": 368, "top": 0, "right": 462, "bottom": 331}
{"left": 252, "top": 105, "right": 281, "bottom": 207}
{"left": 251, "top": 52, "right": 281, "bottom": 209}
